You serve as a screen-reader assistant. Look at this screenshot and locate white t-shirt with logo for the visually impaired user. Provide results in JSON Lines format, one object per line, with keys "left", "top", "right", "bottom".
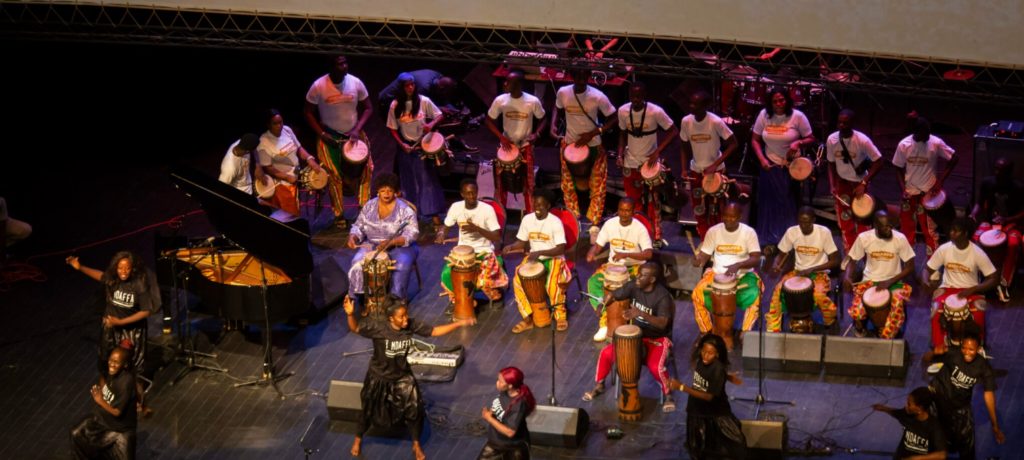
{"left": 487, "top": 92, "right": 546, "bottom": 144}
{"left": 847, "top": 230, "right": 915, "bottom": 282}
{"left": 826, "top": 130, "right": 883, "bottom": 182}
{"left": 679, "top": 112, "right": 734, "bottom": 173}
{"left": 516, "top": 213, "right": 566, "bottom": 260}
{"left": 305, "top": 74, "right": 369, "bottom": 134}
{"left": 595, "top": 218, "right": 653, "bottom": 266}
{"left": 891, "top": 134, "right": 956, "bottom": 195}
{"left": 386, "top": 95, "right": 441, "bottom": 142}
{"left": 443, "top": 201, "right": 500, "bottom": 253}
{"left": 700, "top": 223, "right": 761, "bottom": 275}
{"left": 778, "top": 224, "right": 838, "bottom": 272}
{"left": 219, "top": 140, "right": 252, "bottom": 194}
{"left": 257, "top": 125, "right": 301, "bottom": 185}
{"left": 927, "top": 241, "right": 997, "bottom": 289}
{"left": 617, "top": 102, "right": 674, "bottom": 168}
{"left": 555, "top": 85, "right": 615, "bottom": 147}
{"left": 752, "top": 109, "right": 813, "bottom": 165}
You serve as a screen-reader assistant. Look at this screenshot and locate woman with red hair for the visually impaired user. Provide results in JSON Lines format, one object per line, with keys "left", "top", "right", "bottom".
{"left": 479, "top": 366, "right": 535, "bottom": 459}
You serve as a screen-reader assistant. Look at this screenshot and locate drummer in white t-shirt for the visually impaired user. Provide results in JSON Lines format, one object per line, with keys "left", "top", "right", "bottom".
{"left": 690, "top": 202, "right": 763, "bottom": 343}
{"left": 892, "top": 116, "right": 958, "bottom": 255}
{"left": 766, "top": 207, "right": 840, "bottom": 332}
{"left": 550, "top": 66, "right": 617, "bottom": 224}
{"left": 843, "top": 210, "right": 916, "bottom": 339}
{"left": 219, "top": 133, "right": 261, "bottom": 195}
{"left": 584, "top": 198, "right": 654, "bottom": 341}
{"left": 826, "top": 108, "right": 884, "bottom": 251}
{"left": 925, "top": 217, "right": 998, "bottom": 349}
{"left": 485, "top": 68, "right": 546, "bottom": 213}
{"left": 615, "top": 82, "right": 677, "bottom": 243}
{"left": 679, "top": 90, "right": 738, "bottom": 238}
{"left": 503, "top": 189, "right": 573, "bottom": 333}
{"left": 436, "top": 180, "right": 509, "bottom": 308}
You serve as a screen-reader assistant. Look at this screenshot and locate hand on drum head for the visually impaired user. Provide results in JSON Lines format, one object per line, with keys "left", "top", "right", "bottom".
{"left": 346, "top": 235, "right": 360, "bottom": 249}
{"left": 622, "top": 308, "right": 639, "bottom": 321}
{"left": 853, "top": 183, "right": 867, "bottom": 198}
{"left": 574, "top": 132, "right": 596, "bottom": 148}
{"left": 525, "top": 251, "right": 540, "bottom": 262}
{"left": 723, "top": 264, "right": 740, "bottom": 276}
{"left": 956, "top": 288, "right": 975, "bottom": 299}
{"left": 874, "top": 279, "right": 895, "bottom": 291}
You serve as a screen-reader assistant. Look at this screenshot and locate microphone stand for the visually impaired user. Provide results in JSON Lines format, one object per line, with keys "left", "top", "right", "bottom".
{"left": 548, "top": 300, "right": 565, "bottom": 406}
{"left": 171, "top": 244, "right": 227, "bottom": 385}
{"left": 234, "top": 258, "right": 293, "bottom": 399}
{"left": 732, "top": 261, "right": 793, "bottom": 418}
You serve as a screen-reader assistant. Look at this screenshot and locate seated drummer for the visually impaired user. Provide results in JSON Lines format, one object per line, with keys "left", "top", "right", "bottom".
{"left": 969, "top": 157, "right": 1023, "bottom": 303}
{"left": 346, "top": 173, "right": 419, "bottom": 311}
{"left": 581, "top": 263, "right": 677, "bottom": 412}
{"left": 843, "top": 210, "right": 915, "bottom": 339}
{"left": 691, "top": 202, "right": 763, "bottom": 340}
{"left": 925, "top": 217, "right": 998, "bottom": 350}
{"left": 766, "top": 206, "right": 840, "bottom": 332}
{"left": 503, "top": 189, "right": 572, "bottom": 333}
{"left": 584, "top": 198, "right": 653, "bottom": 342}
{"left": 435, "top": 179, "right": 509, "bottom": 306}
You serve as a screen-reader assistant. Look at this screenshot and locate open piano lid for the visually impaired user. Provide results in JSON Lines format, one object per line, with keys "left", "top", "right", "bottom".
{"left": 169, "top": 166, "right": 312, "bottom": 278}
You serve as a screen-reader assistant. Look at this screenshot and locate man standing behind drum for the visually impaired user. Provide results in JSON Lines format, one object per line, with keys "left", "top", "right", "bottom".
{"left": 436, "top": 179, "right": 508, "bottom": 308}
{"left": 691, "top": 202, "right": 763, "bottom": 348}
{"left": 485, "top": 68, "right": 546, "bottom": 213}
{"left": 616, "top": 82, "right": 677, "bottom": 243}
{"left": 969, "top": 157, "right": 1023, "bottom": 303}
{"left": 582, "top": 263, "right": 676, "bottom": 412}
{"left": 504, "top": 189, "right": 573, "bottom": 333}
{"left": 766, "top": 206, "right": 840, "bottom": 332}
{"left": 826, "top": 109, "right": 884, "bottom": 251}
{"left": 843, "top": 210, "right": 916, "bottom": 339}
{"left": 550, "top": 66, "right": 616, "bottom": 224}
{"left": 925, "top": 217, "right": 998, "bottom": 350}
{"left": 892, "top": 116, "right": 958, "bottom": 256}
{"left": 304, "top": 54, "right": 374, "bottom": 226}
{"left": 679, "top": 91, "right": 738, "bottom": 239}
{"left": 584, "top": 198, "right": 653, "bottom": 342}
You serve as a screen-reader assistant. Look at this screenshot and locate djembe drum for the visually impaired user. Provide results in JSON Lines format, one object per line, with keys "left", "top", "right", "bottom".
{"left": 495, "top": 144, "right": 526, "bottom": 194}
{"left": 782, "top": 276, "right": 815, "bottom": 333}
{"left": 710, "top": 273, "right": 739, "bottom": 350}
{"left": 862, "top": 286, "right": 892, "bottom": 335}
{"left": 614, "top": 324, "right": 643, "bottom": 421}
{"left": 788, "top": 157, "right": 814, "bottom": 181}
{"left": 363, "top": 251, "right": 395, "bottom": 316}
{"left": 517, "top": 260, "right": 550, "bottom": 327}
{"left": 446, "top": 245, "right": 481, "bottom": 320}
{"left": 942, "top": 295, "right": 971, "bottom": 346}
{"left": 563, "top": 143, "right": 594, "bottom": 191}
{"left": 602, "top": 265, "right": 631, "bottom": 335}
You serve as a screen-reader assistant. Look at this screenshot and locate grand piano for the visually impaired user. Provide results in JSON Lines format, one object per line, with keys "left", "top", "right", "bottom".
{"left": 168, "top": 166, "right": 311, "bottom": 323}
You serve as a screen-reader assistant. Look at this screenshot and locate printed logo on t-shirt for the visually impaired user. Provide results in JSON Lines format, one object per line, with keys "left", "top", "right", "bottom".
{"left": 796, "top": 245, "right": 821, "bottom": 256}
{"left": 565, "top": 105, "right": 585, "bottom": 115}
{"left": 112, "top": 289, "right": 135, "bottom": 309}
{"left": 692, "top": 371, "right": 709, "bottom": 392}
{"left": 275, "top": 141, "right": 297, "bottom": 156}
{"left": 715, "top": 244, "right": 743, "bottom": 255}
{"left": 611, "top": 239, "right": 638, "bottom": 250}
{"left": 102, "top": 383, "right": 116, "bottom": 405}
{"left": 490, "top": 397, "right": 507, "bottom": 421}
{"left": 529, "top": 232, "right": 552, "bottom": 242}
{"left": 326, "top": 93, "right": 354, "bottom": 104}
{"left": 903, "top": 430, "right": 930, "bottom": 454}
{"left": 765, "top": 125, "right": 789, "bottom": 135}
{"left": 945, "top": 262, "right": 972, "bottom": 274}
{"left": 907, "top": 156, "right": 930, "bottom": 165}
{"left": 399, "top": 113, "right": 418, "bottom": 124}
{"left": 869, "top": 251, "right": 895, "bottom": 261}
{"left": 633, "top": 301, "right": 653, "bottom": 316}
{"left": 384, "top": 338, "right": 414, "bottom": 358}
{"left": 690, "top": 133, "right": 712, "bottom": 143}
{"left": 506, "top": 111, "right": 529, "bottom": 120}
{"left": 949, "top": 365, "right": 978, "bottom": 390}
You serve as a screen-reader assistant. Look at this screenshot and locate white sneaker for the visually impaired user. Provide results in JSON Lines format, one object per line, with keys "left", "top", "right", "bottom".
{"left": 593, "top": 326, "right": 608, "bottom": 342}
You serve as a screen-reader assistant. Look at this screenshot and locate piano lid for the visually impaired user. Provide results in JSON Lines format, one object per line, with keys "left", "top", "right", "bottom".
{"left": 169, "top": 166, "right": 313, "bottom": 277}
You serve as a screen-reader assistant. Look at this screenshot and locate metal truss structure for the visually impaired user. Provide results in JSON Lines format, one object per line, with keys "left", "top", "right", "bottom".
{"left": 3, "top": 1, "right": 1023, "bottom": 105}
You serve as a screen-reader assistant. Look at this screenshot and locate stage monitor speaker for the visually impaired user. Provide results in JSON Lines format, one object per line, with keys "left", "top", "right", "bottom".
{"left": 657, "top": 250, "right": 704, "bottom": 294}
{"left": 823, "top": 336, "right": 908, "bottom": 379}
{"left": 326, "top": 380, "right": 408, "bottom": 438}
{"left": 526, "top": 405, "right": 589, "bottom": 448}
{"left": 742, "top": 331, "right": 823, "bottom": 374}
{"left": 741, "top": 419, "right": 787, "bottom": 459}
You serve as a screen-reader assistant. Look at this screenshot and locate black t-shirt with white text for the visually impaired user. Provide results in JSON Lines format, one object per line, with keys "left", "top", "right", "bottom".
{"left": 612, "top": 281, "right": 674, "bottom": 338}
{"left": 930, "top": 347, "right": 996, "bottom": 408}
{"left": 486, "top": 393, "right": 530, "bottom": 447}
{"left": 889, "top": 409, "right": 946, "bottom": 459}
{"left": 685, "top": 359, "right": 732, "bottom": 416}
{"left": 104, "top": 273, "right": 160, "bottom": 324}
{"left": 95, "top": 370, "right": 137, "bottom": 433}
{"left": 357, "top": 317, "right": 434, "bottom": 380}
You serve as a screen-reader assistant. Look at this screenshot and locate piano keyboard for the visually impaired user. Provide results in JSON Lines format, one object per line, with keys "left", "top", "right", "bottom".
{"left": 407, "top": 351, "right": 460, "bottom": 368}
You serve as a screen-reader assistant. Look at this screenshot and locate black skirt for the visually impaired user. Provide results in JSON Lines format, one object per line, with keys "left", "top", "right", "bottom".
{"left": 686, "top": 412, "right": 747, "bottom": 460}
{"left": 359, "top": 371, "right": 423, "bottom": 437}
{"left": 477, "top": 440, "right": 530, "bottom": 460}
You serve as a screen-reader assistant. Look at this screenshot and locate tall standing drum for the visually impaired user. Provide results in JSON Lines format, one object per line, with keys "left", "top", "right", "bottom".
{"left": 861, "top": 286, "right": 892, "bottom": 334}
{"left": 782, "top": 276, "right": 815, "bottom": 333}
{"left": 922, "top": 189, "right": 954, "bottom": 236}
{"left": 614, "top": 324, "right": 643, "bottom": 421}
{"left": 495, "top": 143, "right": 526, "bottom": 193}
{"left": 710, "top": 273, "right": 739, "bottom": 350}
{"left": 517, "top": 261, "right": 550, "bottom": 327}
{"left": 979, "top": 228, "right": 1007, "bottom": 271}
{"left": 563, "top": 143, "right": 594, "bottom": 190}
{"left": 640, "top": 161, "right": 667, "bottom": 189}
{"left": 446, "top": 245, "right": 481, "bottom": 320}
{"left": 701, "top": 172, "right": 728, "bottom": 198}
{"left": 341, "top": 139, "right": 370, "bottom": 182}
{"left": 363, "top": 251, "right": 395, "bottom": 317}
{"left": 602, "top": 265, "right": 631, "bottom": 335}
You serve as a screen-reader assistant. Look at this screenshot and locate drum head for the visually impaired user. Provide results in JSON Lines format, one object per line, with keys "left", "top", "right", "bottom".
{"left": 422, "top": 132, "right": 445, "bottom": 153}
{"left": 712, "top": 272, "right": 737, "bottom": 287}
{"left": 517, "top": 260, "right": 545, "bottom": 277}
{"left": 604, "top": 265, "right": 629, "bottom": 283}
{"left": 640, "top": 161, "right": 662, "bottom": 179}
{"left": 304, "top": 168, "right": 329, "bottom": 189}
{"left": 851, "top": 194, "right": 875, "bottom": 218}
{"left": 343, "top": 139, "right": 369, "bottom": 163}
{"left": 452, "top": 245, "right": 475, "bottom": 256}
{"left": 255, "top": 175, "right": 276, "bottom": 199}
{"left": 980, "top": 229, "right": 1006, "bottom": 247}
{"left": 783, "top": 276, "right": 813, "bottom": 291}
{"left": 863, "top": 286, "right": 891, "bottom": 307}
{"left": 614, "top": 324, "right": 642, "bottom": 338}
{"left": 497, "top": 144, "right": 520, "bottom": 162}
{"left": 943, "top": 296, "right": 971, "bottom": 320}
{"left": 563, "top": 144, "right": 589, "bottom": 163}
{"left": 789, "top": 157, "right": 813, "bottom": 180}
{"left": 702, "top": 172, "right": 724, "bottom": 193}
{"left": 922, "top": 189, "right": 947, "bottom": 210}
{"left": 371, "top": 251, "right": 391, "bottom": 262}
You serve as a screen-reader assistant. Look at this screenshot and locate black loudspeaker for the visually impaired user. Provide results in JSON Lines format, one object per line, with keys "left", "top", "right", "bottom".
{"left": 326, "top": 380, "right": 362, "bottom": 422}
{"left": 525, "top": 405, "right": 589, "bottom": 448}
{"left": 656, "top": 250, "right": 704, "bottom": 294}
{"left": 823, "top": 336, "right": 908, "bottom": 379}
{"left": 741, "top": 419, "right": 787, "bottom": 459}
{"left": 741, "top": 331, "right": 823, "bottom": 374}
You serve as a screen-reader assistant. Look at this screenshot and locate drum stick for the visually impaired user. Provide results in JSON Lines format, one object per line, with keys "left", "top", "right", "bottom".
{"left": 833, "top": 194, "right": 851, "bottom": 208}
{"left": 442, "top": 238, "right": 459, "bottom": 244}
{"left": 684, "top": 230, "right": 698, "bottom": 256}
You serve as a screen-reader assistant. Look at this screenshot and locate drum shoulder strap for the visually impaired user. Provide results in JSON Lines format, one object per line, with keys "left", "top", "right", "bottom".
{"left": 573, "top": 90, "right": 601, "bottom": 129}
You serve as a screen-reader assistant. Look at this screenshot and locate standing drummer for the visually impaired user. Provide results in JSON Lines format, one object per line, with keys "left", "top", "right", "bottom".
{"left": 435, "top": 179, "right": 508, "bottom": 309}
{"left": 549, "top": 65, "right": 616, "bottom": 224}
{"left": 843, "top": 210, "right": 916, "bottom": 339}
{"left": 925, "top": 217, "right": 998, "bottom": 350}
{"left": 766, "top": 206, "right": 840, "bottom": 332}
{"left": 485, "top": 68, "right": 546, "bottom": 212}
{"left": 826, "top": 108, "right": 884, "bottom": 251}
{"left": 679, "top": 90, "right": 738, "bottom": 239}
{"left": 892, "top": 116, "right": 958, "bottom": 255}
{"left": 616, "top": 82, "right": 677, "bottom": 244}
{"left": 304, "top": 54, "right": 374, "bottom": 227}
{"left": 503, "top": 189, "right": 572, "bottom": 333}
{"left": 969, "top": 157, "right": 1023, "bottom": 303}
{"left": 387, "top": 72, "right": 447, "bottom": 229}
{"left": 584, "top": 198, "right": 654, "bottom": 342}
{"left": 690, "top": 202, "right": 763, "bottom": 344}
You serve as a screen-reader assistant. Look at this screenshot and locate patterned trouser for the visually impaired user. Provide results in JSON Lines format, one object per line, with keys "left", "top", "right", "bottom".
{"left": 440, "top": 252, "right": 508, "bottom": 302}
{"left": 766, "top": 271, "right": 837, "bottom": 332}
{"left": 512, "top": 258, "right": 571, "bottom": 322}
{"left": 623, "top": 168, "right": 663, "bottom": 240}
{"left": 317, "top": 132, "right": 373, "bottom": 217}
{"left": 559, "top": 142, "right": 607, "bottom": 223}
{"left": 834, "top": 178, "right": 872, "bottom": 252}
{"left": 585, "top": 263, "right": 640, "bottom": 328}
{"left": 930, "top": 288, "right": 986, "bottom": 348}
{"left": 494, "top": 143, "right": 535, "bottom": 213}
{"left": 847, "top": 281, "right": 911, "bottom": 339}
{"left": 899, "top": 193, "right": 939, "bottom": 255}
{"left": 692, "top": 271, "right": 763, "bottom": 333}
